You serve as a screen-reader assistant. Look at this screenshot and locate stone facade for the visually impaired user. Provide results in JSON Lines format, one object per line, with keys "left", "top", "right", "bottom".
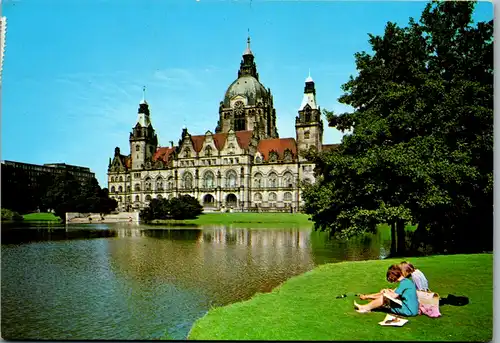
{"left": 107, "top": 38, "right": 335, "bottom": 212}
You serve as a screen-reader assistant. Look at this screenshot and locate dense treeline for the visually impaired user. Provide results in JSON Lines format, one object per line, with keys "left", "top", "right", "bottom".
{"left": 1, "top": 166, "right": 117, "bottom": 219}
{"left": 302, "top": 1, "right": 493, "bottom": 255}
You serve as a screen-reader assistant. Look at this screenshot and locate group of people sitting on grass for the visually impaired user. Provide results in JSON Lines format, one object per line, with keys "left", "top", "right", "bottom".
{"left": 354, "top": 261, "right": 433, "bottom": 317}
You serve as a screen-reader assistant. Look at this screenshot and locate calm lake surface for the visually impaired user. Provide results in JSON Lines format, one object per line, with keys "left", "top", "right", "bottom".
{"left": 1, "top": 222, "right": 391, "bottom": 340}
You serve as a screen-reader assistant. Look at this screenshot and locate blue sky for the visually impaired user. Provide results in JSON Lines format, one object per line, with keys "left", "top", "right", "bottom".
{"left": 2, "top": 0, "right": 493, "bottom": 187}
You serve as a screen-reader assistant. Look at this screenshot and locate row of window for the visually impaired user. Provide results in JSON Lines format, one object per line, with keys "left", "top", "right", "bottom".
{"left": 178, "top": 157, "right": 242, "bottom": 167}
{"left": 110, "top": 171, "right": 307, "bottom": 193}
{"left": 111, "top": 191, "right": 295, "bottom": 204}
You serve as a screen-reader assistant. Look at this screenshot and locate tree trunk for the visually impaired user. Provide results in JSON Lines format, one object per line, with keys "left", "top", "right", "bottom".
{"left": 396, "top": 219, "right": 406, "bottom": 256}
{"left": 390, "top": 222, "right": 397, "bottom": 256}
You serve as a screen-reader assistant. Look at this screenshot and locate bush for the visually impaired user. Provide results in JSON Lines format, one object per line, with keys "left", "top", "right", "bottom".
{"left": 140, "top": 195, "right": 203, "bottom": 222}
{"left": 1, "top": 208, "right": 24, "bottom": 222}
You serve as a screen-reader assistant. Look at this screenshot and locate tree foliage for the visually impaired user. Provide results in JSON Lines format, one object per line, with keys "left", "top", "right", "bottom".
{"left": 140, "top": 195, "right": 203, "bottom": 222}
{"left": 303, "top": 1, "right": 492, "bottom": 255}
{"left": 42, "top": 172, "right": 117, "bottom": 219}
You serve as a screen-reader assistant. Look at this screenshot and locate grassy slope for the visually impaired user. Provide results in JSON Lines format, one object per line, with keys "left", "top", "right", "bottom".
{"left": 188, "top": 254, "right": 492, "bottom": 341}
{"left": 23, "top": 212, "right": 61, "bottom": 221}
{"left": 150, "top": 213, "right": 313, "bottom": 227}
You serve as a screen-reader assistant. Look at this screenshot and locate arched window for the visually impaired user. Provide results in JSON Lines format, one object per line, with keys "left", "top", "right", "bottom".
{"left": 119, "top": 176, "right": 123, "bottom": 182}
{"left": 253, "top": 192, "right": 262, "bottom": 202}
{"left": 226, "top": 170, "right": 237, "bottom": 188}
{"left": 255, "top": 156, "right": 262, "bottom": 164}
{"left": 111, "top": 186, "right": 116, "bottom": 193}
{"left": 284, "top": 192, "right": 293, "bottom": 202}
{"left": 269, "top": 192, "right": 277, "bottom": 202}
{"left": 110, "top": 176, "right": 115, "bottom": 182}
{"left": 135, "top": 195, "right": 140, "bottom": 202}
{"left": 167, "top": 176, "right": 174, "bottom": 190}
{"left": 127, "top": 196, "right": 131, "bottom": 203}
{"left": 127, "top": 185, "right": 131, "bottom": 192}
{"left": 157, "top": 194, "right": 163, "bottom": 200}
{"left": 118, "top": 186, "right": 123, "bottom": 192}
{"left": 156, "top": 177, "right": 163, "bottom": 191}
{"left": 205, "top": 146, "right": 212, "bottom": 157}
{"left": 269, "top": 172, "right": 278, "bottom": 188}
{"left": 183, "top": 172, "right": 193, "bottom": 189}
{"left": 145, "top": 177, "right": 152, "bottom": 191}
{"left": 283, "top": 172, "right": 294, "bottom": 188}
{"left": 305, "top": 109, "right": 311, "bottom": 122}
{"left": 145, "top": 195, "right": 151, "bottom": 201}
{"left": 127, "top": 175, "right": 131, "bottom": 181}
{"left": 184, "top": 148, "right": 191, "bottom": 158}
{"left": 134, "top": 183, "right": 141, "bottom": 191}
{"left": 204, "top": 171, "right": 215, "bottom": 188}
{"left": 303, "top": 178, "right": 312, "bottom": 185}
{"left": 253, "top": 173, "right": 263, "bottom": 188}
{"left": 136, "top": 145, "right": 140, "bottom": 151}
{"left": 304, "top": 131, "right": 310, "bottom": 139}
{"left": 118, "top": 196, "right": 122, "bottom": 202}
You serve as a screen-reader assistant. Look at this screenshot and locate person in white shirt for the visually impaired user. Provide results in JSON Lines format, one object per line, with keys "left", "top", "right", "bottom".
{"left": 400, "top": 261, "right": 429, "bottom": 291}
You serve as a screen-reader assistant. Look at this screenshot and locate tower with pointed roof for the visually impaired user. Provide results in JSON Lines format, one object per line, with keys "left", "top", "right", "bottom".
{"left": 129, "top": 88, "right": 158, "bottom": 170}
{"left": 295, "top": 73, "right": 323, "bottom": 157}
{"left": 216, "top": 36, "right": 278, "bottom": 139}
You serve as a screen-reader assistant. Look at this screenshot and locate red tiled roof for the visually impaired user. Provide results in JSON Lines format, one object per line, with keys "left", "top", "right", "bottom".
{"left": 124, "top": 156, "right": 131, "bottom": 169}
{"left": 235, "top": 130, "right": 253, "bottom": 150}
{"left": 212, "top": 133, "right": 228, "bottom": 150}
{"left": 153, "top": 147, "right": 175, "bottom": 163}
{"left": 190, "top": 136, "right": 205, "bottom": 153}
{"left": 257, "top": 138, "right": 297, "bottom": 161}
{"left": 189, "top": 130, "right": 254, "bottom": 152}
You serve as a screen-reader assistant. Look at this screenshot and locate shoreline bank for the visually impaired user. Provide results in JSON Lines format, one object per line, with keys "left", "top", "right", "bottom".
{"left": 187, "top": 253, "right": 492, "bottom": 341}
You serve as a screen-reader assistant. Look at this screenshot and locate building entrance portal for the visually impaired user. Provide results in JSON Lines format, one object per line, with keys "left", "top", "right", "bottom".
{"left": 203, "top": 194, "right": 215, "bottom": 207}
{"left": 225, "top": 193, "right": 237, "bottom": 208}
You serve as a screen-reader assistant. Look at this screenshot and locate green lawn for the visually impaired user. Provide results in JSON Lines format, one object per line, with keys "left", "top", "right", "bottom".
{"left": 150, "top": 212, "right": 313, "bottom": 228}
{"left": 23, "top": 212, "right": 61, "bottom": 221}
{"left": 188, "top": 254, "right": 492, "bottom": 341}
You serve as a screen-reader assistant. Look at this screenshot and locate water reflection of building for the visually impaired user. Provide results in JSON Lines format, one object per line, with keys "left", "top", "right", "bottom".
{"left": 199, "top": 227, "right": 309, "bottom": 248}
{"left": 106, "top": 227, "right": 315, "bottom": 306}
{"left": 115, "top": 228, "right": 145, "bottom": 238}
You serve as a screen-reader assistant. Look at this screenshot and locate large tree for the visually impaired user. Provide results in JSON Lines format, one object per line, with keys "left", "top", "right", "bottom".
{"left": 303, "top": 1, "right": 493, "bottom": 255}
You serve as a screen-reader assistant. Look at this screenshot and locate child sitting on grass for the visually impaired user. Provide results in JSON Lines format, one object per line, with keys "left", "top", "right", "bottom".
{"left": 354, "top": 264, "right": 419, "bottom": 316}
{"left": 400, "top": 261, "right": 429, "bottom": 291}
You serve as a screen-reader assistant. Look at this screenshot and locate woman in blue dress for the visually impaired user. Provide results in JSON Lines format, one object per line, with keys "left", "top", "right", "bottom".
{"left": 354, "top": 264, "right": 419, "bottom": 316}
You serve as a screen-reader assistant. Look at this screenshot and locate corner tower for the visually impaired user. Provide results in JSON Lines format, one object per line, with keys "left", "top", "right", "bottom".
{"left": 295, "top": 73, "right": 323, "bottom": 156}
{"left": 216, "top": 36, "right": 278, "bottom": 138}
{"left": 129, "top": 89, "right": 158, "bottom": 170}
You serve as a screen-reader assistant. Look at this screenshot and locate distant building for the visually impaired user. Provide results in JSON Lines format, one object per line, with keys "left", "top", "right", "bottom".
{"left": 1, "top": 160, "right": 96, "bottom": 212}
{"left": 0, "top": 16, "right": 6, "bottom": 85}
{"left": 108, "top": 37, "right": 338, "bottom": 212}
{"left": 1, "top": 160, "right": 95, "bottom": 186}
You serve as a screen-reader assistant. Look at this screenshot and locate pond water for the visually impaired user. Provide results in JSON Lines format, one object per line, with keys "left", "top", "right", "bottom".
{"left": 1, "top": 222, "right": 391, "bottom": 340}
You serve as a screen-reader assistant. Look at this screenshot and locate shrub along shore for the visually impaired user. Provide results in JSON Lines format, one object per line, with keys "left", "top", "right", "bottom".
{"left": 187, "top": 254, "right": 492, "bottom": 341}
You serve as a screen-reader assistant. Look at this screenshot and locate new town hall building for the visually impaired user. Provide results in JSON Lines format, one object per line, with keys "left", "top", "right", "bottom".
{"left": 107, "top": 38, "right": 335, "bottom": 212}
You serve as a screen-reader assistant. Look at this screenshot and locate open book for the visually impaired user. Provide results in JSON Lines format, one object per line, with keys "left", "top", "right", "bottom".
{"left": 383, "top": 292, "right": 403, "bottom": 306}
{"left": 378, "top": 314, "right": 408, "bottom": 327}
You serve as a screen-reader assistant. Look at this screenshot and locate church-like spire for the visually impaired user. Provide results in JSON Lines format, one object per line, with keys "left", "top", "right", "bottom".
{"left": 243, "top": 33, "right": 253, "bottom": 56}
{"left": 238, "top": 33, "right": 259, "bottom": 79}
{"left": 137, "top": 87, "right": 151, "bottom": 126}
{"left": 140, "top": 85, "right": 147, "bottom": 105}
{"left": 299, "top": 71, "right": 317, "bottom": 110}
